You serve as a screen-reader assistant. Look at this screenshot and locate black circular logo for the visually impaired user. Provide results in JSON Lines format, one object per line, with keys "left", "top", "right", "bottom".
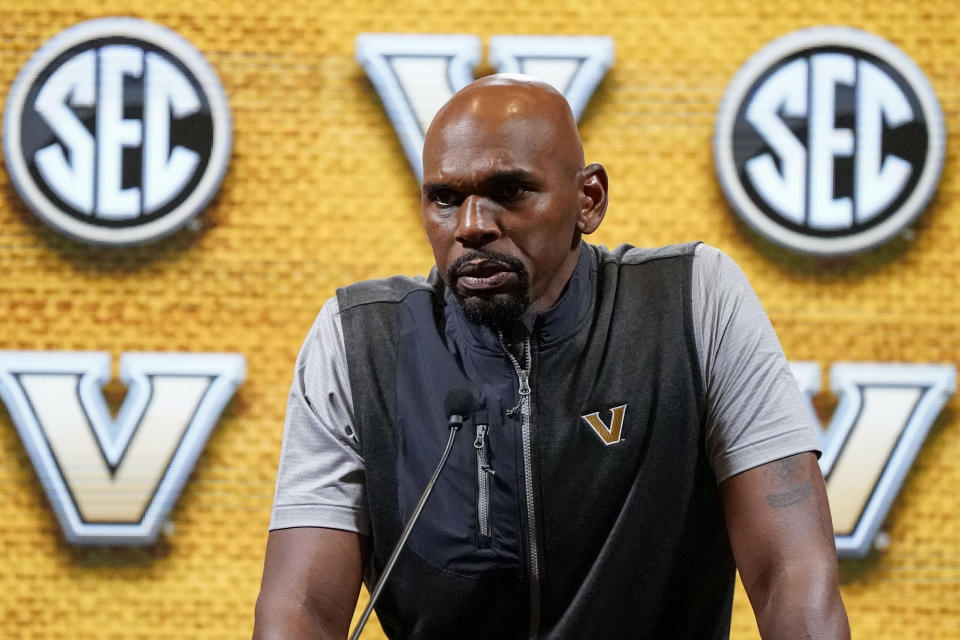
{"left": 3, "top": 18, "right": 231, "bottom": 246}
{"left": 714, "top": 28, "right": 944, "bottom": 255}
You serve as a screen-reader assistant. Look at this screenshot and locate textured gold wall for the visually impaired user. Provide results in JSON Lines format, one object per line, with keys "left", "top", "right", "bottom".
{"left": 0, "top": 0, "right": 958, "bottom": 637}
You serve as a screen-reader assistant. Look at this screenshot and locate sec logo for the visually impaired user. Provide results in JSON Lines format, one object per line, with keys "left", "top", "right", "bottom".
{"left": 714, "top": 27, "right": 944, "bottom": 256}
{"left": 3, "top": 18, "right": 231, "bottom": 246}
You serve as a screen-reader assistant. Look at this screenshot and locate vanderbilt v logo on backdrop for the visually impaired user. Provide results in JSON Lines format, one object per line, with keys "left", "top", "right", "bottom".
{"left": 0, "top": 351, "right": 245, "bottom": 545}
{"left": 791, "top": 363, "right": 955, "bottom": 558}
{"left": 356, "top": 34, "right": 614, "bottom": 181}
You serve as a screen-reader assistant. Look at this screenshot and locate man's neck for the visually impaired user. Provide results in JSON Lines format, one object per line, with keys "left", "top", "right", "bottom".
{"left": 526, "top": 243, "right": 583, "bottom": 316}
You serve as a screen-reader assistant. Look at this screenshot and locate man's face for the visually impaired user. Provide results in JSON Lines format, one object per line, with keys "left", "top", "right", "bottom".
{"left": 421, "top": 105, "right": 584, "bottom": 327}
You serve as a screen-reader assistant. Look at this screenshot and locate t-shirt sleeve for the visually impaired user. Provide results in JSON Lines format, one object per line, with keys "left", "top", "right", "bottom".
{"left": 269, "top": 297, "right": 370, "bottom": 535}
{"left": 692, "top": 244, "right": 821, "bottom": 484}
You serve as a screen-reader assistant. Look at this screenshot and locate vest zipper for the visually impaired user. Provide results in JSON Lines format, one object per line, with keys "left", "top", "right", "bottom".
{"left": 498, "top": 330, "right": 539, "bottom": 640}
{"left": 474, "top": 421, "right": 494, "bottom": 545}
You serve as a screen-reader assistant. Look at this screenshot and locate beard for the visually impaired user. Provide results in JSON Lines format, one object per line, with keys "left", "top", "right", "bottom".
{"left": 447, "top": 250, "right": 531, "bottom": 328}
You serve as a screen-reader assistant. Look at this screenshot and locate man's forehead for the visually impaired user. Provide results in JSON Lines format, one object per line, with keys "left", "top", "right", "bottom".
{"left": 422, "top": 113, "right": 552, "bottom": 179}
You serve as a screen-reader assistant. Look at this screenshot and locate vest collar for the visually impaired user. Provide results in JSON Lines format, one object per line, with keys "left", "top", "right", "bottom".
{"left": 441, "top": 243, "right": 597, "bottom": 353}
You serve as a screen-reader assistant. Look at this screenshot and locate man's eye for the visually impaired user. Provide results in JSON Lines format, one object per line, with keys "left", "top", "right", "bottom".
{"left": 492, "top": 183, "right": 526, "bottom": 202}
{"left": 432, "top": 190, "right": 460, "bottom": 207}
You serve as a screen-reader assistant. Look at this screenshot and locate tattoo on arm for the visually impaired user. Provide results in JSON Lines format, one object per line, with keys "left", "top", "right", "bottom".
{"left": 762, "top": 454, "right": 814, "bottom": 509}
{"left": 766, "top": 480, "right": 813, "bottom": 508}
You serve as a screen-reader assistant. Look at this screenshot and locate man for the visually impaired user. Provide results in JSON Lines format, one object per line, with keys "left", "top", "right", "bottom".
{"left": 254, "top": 75, "right": 850, "bottom": 639}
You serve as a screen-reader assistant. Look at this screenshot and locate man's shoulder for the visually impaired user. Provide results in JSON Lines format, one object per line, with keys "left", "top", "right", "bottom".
{"left": 595, "top": 241, "right": 703, "bottom": 266}
{"left": 336, "top": 272, "right": 439, "bottom": 311}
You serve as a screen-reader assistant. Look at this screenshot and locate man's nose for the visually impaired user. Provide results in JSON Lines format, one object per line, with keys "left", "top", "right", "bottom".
{"left": 454, "top": 195, "right": 500, "bottom": 247}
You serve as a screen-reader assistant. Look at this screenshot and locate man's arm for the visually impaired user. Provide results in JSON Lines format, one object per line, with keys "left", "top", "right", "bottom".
{"left": 692, "top": 246, "right": 848, "bottom": 636}
{"left": 257, "top": 297, "right": 370, "bottom": 638}
{"left": 720, "top": 452, "right": 850, "bottom": 639}
{"left": 253, "top": 527, "right": 368, "bottom": 640}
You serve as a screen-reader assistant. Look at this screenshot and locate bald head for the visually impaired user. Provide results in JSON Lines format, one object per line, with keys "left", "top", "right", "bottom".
{"left": 419, "top": 73, "right": 607, "bottom": 326}
{"left": 423, "top": 74, "right": 585, "bottom": 179}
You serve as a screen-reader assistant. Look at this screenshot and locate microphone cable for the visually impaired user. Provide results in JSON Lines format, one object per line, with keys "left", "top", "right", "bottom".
{"left": 348, "top": 388, "right": 477, "bottom": 640}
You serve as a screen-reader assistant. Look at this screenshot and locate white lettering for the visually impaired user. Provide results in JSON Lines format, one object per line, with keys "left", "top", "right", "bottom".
{"left": 808, "top": 53, "right": 855, "bottom": 229}
{"left": 142, "top": 52, "right": 201, "bottom": 213}
{"left": 856, "top": 60, "right": 913, "bottom": 223}
{"left": 744, "top": 58, "right": 808, "bottom": 224}
{"left": 96, "top": 45, "right": 144, "bottom": 219}
{"left": 33, "top": 50, "right": 96, "bottom": 214}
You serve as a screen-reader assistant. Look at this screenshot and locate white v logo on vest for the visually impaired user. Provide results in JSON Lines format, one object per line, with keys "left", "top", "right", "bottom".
{"left": 355, "top": 34, "right": 614, "bottom": 181}
{"left": 581, "top": 404, "right": 627, "bottom": 446}
{"left": 0, "top": 351, "right": 245, "bottom": 545}
{"left": 791, "top": 362, "right": 956, "bottom": 557}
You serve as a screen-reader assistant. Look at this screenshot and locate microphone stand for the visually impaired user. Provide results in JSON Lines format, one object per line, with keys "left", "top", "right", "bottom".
{"left": 348, "top": 415, "right": 464, "bottom": 640}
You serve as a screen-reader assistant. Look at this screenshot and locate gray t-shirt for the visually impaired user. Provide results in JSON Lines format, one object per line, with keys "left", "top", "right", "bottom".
{"left": 269, "top": 244, "right": 820, "bottom": 534}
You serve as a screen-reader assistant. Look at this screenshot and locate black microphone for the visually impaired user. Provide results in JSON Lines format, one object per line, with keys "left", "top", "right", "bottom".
{"left": 444, "top": 387, "right": 476, "bottom": 427}
{"left": 349, "top": 388, "right": 478, "bottom": 640}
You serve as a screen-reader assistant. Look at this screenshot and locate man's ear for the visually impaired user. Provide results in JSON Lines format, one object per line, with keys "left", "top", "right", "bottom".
{"left": 577, "top": 163, "right": 608, "bottom": 235}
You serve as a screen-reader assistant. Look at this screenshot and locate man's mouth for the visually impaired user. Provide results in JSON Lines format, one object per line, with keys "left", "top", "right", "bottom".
{"left": 455, "top": 260, "right": 520, "bottom": 294}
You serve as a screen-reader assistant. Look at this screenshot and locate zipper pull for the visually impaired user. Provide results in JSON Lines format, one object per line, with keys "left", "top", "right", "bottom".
{"left": 474, "top": 423, "right": 495, "bottom": 475}
{"left": 518, "top": 369, "right": 531, "bottom": 396}
{"left": 474, "top": 423, "right": 487, "bottom": 449}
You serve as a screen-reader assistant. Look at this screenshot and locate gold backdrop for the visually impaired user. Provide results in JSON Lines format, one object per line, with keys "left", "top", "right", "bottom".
{"left": 0, "top": 0, "right": 958, "bottom": 637}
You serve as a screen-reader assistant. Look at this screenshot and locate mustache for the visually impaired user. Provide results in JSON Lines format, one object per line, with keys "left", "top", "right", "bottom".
{"left": 447, "top": 250, "right": 529, "bottom": 284}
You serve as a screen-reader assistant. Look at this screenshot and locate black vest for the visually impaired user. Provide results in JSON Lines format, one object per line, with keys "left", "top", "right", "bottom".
{"left": 337, "top": 243, "right": 734, "bottom": 639}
